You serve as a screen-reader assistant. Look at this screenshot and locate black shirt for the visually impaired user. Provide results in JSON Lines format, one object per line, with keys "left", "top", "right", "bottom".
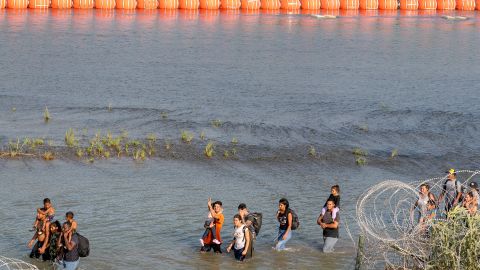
{"left": 323, "top": 194, "right": 340, "bottom": 208}
{"left": 322, "top": 211, "right": 339, "bottom": 238}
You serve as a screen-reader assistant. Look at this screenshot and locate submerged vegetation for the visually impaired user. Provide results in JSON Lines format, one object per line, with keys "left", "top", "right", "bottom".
{"left": 353, "top": 147, "right": 368, "bottom": 166}
{"left": 43, "top": 106, "right": 50, "bottom": 122}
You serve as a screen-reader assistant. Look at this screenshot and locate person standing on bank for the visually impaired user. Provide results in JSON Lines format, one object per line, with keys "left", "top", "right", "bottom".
{"left": 317, "top": 199, "right": 339, "bottom": 253}
{"left": 275, "top": 198, "right": 292, "bottom": 251}
{"left": 59, "top": 222, "right": 80, "bottom": 270}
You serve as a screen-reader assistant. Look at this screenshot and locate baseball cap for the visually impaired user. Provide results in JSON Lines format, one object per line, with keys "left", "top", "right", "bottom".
{"left": 469, "top": 182, "right": 478, "bottom": 189}
{"left": 446, "top": 168, "right": 456, "bottom": 175}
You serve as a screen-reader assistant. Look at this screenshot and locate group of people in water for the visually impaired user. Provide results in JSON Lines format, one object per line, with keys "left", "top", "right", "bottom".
{"left": 411, "top": 169, "right": 480, "bottom": 232}
{"left": 199, "top": 185, "right": 341, "bottom": 261}
{"left": 27, "top": 198, "right": 80, "bottom": 270}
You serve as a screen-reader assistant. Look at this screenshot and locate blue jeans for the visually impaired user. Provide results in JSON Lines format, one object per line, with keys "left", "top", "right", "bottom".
{"left": 233, "top": 247, "right": 245, "bottom": 261}
{"left": 60, "top": 259, "right": 79, "bottom": 270}
{"left": 323, "top": 237, "right": 338, "bottom": 253}
{"left": 275, "top": 229, "right": 292, "bottom": 251}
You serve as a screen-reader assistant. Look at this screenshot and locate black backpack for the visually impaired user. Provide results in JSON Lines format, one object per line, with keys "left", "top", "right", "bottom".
{"left": 249, "top": 212, "right": 263, "bottom": 236}
{"left": 76, "top": 233, "right": 90, "bottom": 257}
{"left": 289, "top": 209, "right": 300, "bottom": 230}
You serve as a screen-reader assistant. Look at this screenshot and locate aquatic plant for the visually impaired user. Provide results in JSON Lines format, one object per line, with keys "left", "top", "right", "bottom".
{"left": 223, "top": 150, "right": 230, "bottom": 158}
{"left": 133, "top": 149, "right": 146, "bottom": 161}
{"left": 200, "top": 131, "right": 206, "bottom": 140}
{"left": 391, "top": 149, "right": 398, "bottom": 159}
{"left": 181, "top": 131, "right": 194, "bottom": 144}
{"left": 65, "top": 128, "right": 78, "bottom": 147}
{"left": 211, "top": 119, "right": 222, "bottom": 128}
{"left": 231, "top": 137, "right": 238, "bottom": 145}
{"left": 42, "top": 151, "right": 54, "bottom": 161}
{"left": 353, "top": 148, "right": 368, "bottom": 156}
{"left": 358, "top": 125, "right": 369, "bottom": 132}
{"left": 108, "top": 103, "right": 112, "bottom": 112}
{"left": 11, "top": 107, "right": 16, "bottom": 112}
{"left": 165, "top": 140, "right": 172, "bottom": 151}
{"left": 76, "top": 148, "right": 84, "bottom": 158}
{"left": 146, "top": 133, "right": 157, "bottom": 142}
{"left": 231, "top": 148, "right": 237, "bottom": 156}
{"left": 161, "top": 112, "right": 168, "bottom": 119}
{"left": 308, "top": 146, "right": 316, "bottom": 157}
{"left": 44, "top": 106, "right": 50, "bottom": 122}
{"left": 205, "top": 141, "right": 215, "bottom": 158}
{"left": 355, "top": 156, "right": 367, "bottom": 166}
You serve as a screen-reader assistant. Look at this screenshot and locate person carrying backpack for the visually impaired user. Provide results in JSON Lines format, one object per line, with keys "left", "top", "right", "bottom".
{"left": 275, "top": 198, "right": 293, "bottom": 251}
{"left": 59, "top": 221, "right": 80, "bottom": 270}
{"left": 438, "top": 169, "right": 463, "bottom": 213}
{"left": 237, "top": 203, "right": 262, "bottom": 258}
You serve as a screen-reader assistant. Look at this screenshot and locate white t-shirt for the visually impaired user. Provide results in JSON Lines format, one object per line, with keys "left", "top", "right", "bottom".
{"left": 233, "top": 225, "right": 246, "bottom": 250}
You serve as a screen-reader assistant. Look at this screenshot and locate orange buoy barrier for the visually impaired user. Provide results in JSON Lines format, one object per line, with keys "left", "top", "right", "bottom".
{"left": 436, "top": 0, "right": 454, "bottom": 8}
{"left": 340, "top": 0, "right": 358, "bottom": 8}
{"left": 476, "top": 0, "right": 480, "bottom": 9}
{"left": 456, "top": 0, "right": 474, "bottom": 9}
{"left": 179, "top": 0, "right": 199, "bottom": 8}
{"left": 73, "top": 0, "right": 94, "bottom": 8}
{"left": 51, "top": 0, "right": 72, "bottom": 8}
{"left": 281, "top": 0, "right": 301, "bottom": 8}
{"left": 241, "top": 0, "right": 261, "bottom": 8}
{"left": 96, "top": 0, "right": 116, "bottom": 8}
{"left": 200, "top": 0, "right": 220, "bottom": 8}
{"left": 261, "top": 0, "right": 281, "bottom": 8}
{"left": 16, "top": 0, "right": 31, "bottom": 7}
{"left": 418, "top": 0, "right": 436, "bottom": 8}
{"left": 1, "top": 0, "right": 6, "bottom": 7}
{"left": 116, "top": 0, "right": 137, "bottom": 8}
{"left": 400, "top": 0, "right": 417, "bottom": 9}
{"left": 378, "top": 0, "right": 397, "bottom": 8}
{"left": 29, "top": 0, "right": 49, "bottom": 8}
{"left": 321, "top": 0, "right": 340, "bottom": 8}
{"left": 137, "top": 0, "right": 157, "bottom": 7}
{"left": 360, "top": 0, "right": 378, "bottom": 8}
{"left": 300, "top": 0, "right": 320, "bottom": 8}
{"left": 220, "top": 0, "right": 240, "bottom": 8}
{"left": 159, "top": 0, "right": 179, "bottom": 8}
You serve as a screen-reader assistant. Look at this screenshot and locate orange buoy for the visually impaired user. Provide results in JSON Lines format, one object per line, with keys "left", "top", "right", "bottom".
{"left": 436, "top": 0, "right": 454, "bottom": 8}
{"left": 96, "top": 0, "right": 116, "bottom": 8}
{"left": 8, "top": 0, "right": 29, "bottom": 8}
{"left": 281, "top": 0, "right": 301, "bottom": 8}
{"left": 321, "top": 0, "right": 340, "bottom": 8}
{"left": 378, "top": 0, "right": 397, "bottom": 8}
{"left": 418, "top": 0, "right": 435, "bottom": 8}
{"left": 476, "top": 0, "right": 480, "bottom": 9}
{"left": 221, "top": 0, "right": 240, "bottom": 8}
{"left": 241, "top": 0, "right": 261, "bottom": 8}
{"left": 137, "top": 0, "right": 157, "bottom": 7}
{"left": 200, "top": 0, "right": 220, "bottom": 8}
{"left": 456, "top": 0, "right": 474, "bottom": 9}
{"left": 73, "top": 0, "right": 94, "bottom": 8}
{"left": 159, "top": 0, "right": 179, "bottom": 8}
{"left": 400, "top": 0, "right": 417, "bottom": 8}
{"left": 359, "top": 0, "right": 377, "bottom": 8}
{"left": 179, "top": 0, "right": 199, "bottom": 8}
{"left": 261, "top": 0, "right": 281, "bottom": 8}
{"left": 300, "top": 0, "right": 320, "bottom": 8}
{"left": 1, "top": 0, "right": 6, "bottom": 7}
{"left": 116, "top": 0, "right": 137, "bottom": 8}
{"left": 340, "top": 0, "right": 358, "bottom": 8}
{"left": 29, "top": 0, "right": 49, "bottom": 8}
{"left": 51, "top": 0, "right": 72, "bottom": 8}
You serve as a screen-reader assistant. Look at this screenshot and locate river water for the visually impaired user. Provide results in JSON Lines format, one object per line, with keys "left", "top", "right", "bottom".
{"left": 0, "top": 9, "right": 479, "bottom": 269}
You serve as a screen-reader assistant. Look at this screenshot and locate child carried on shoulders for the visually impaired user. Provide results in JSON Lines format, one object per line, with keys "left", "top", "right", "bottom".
{"left": 321, "top": 185, "right": 340, "bottom": 219}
